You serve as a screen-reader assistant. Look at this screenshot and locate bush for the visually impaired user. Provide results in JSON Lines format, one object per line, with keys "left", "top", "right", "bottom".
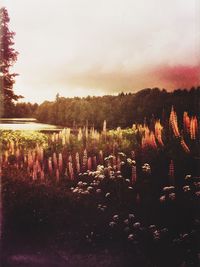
{"left": 0, "top": 130, "right": 48, "bottom": 149}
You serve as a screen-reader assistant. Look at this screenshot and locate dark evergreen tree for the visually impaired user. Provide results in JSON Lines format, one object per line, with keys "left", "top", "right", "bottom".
{"left": 0, "top": 7, "right": 22, "bottom": 117}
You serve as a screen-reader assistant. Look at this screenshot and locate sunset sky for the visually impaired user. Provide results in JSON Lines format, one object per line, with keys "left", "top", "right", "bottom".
{"left": 1, "top": 0, "right": 200, "bottom": 103}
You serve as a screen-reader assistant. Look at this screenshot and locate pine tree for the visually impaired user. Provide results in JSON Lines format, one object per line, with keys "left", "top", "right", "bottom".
{"left": 0, "top": 7, "right": 22, "bottom": 117}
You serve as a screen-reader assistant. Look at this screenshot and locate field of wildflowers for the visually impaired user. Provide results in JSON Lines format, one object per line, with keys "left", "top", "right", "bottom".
{"left": 1, "top": 107, "right": 200, "bottom": 267}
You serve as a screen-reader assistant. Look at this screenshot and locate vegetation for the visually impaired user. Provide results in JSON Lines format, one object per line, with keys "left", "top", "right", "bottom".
{"left": 0, "top": 7, "right": 22, "bottom": 117}
{"left": 1, "top": 108, "right": 200, "bottom": 266}
{"left": 0, "top": 130, "right": 48, "bottom": 149}
{"left": 12, "top": 87, "right": 200, "bottom": 128}
{"left": 12, "top": 102, "right": 38, "bottom": 118}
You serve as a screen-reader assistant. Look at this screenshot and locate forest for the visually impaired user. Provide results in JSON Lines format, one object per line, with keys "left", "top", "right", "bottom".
{"left": 12, "top": 86, "right": 200, "bottom": 128}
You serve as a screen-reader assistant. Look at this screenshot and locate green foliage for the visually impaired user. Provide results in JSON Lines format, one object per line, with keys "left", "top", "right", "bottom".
{"left": 0, "top": 130, "right": 48, "bottom": 149}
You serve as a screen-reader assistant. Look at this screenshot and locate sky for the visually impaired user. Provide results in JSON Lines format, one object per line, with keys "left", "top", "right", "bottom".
{"left": 1, "top": 0, "right": 200, "bottom": 103}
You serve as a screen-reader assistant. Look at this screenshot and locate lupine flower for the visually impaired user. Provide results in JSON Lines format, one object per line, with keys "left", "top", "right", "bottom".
{"left": 142, "top": 126, "right": 157, "bottom": 149}
{"left": 77, "top": 128, "right": 83, "bottom": 141}
{"left": 28, "top": 152, "right": 33, "bottom": 169}
{"left": 180, "top": 137, "right": 190, "bottom": 153}
{"left": 99, "top": 150, "right": 104, "bottom": 165}
{"left": 131, "top": 165, "right": 137, "bottom": 184}
{"left": 190, "top": 116, "right": 198, "bottom": 140}
{"left": 183, "top": 112, "right": 190, "bottom": 133}
{"left": 169, "top": 160, "right": 175, "bottom": 185}
{"left": 75, "top": 152, "right": 80, "bottom": 173}
{"left": 15, "top": 148, "right": 20, "bottom": 161}
{"left": 58, "top": 153, "right": 63, "bottom": 172}
{"left": 155, "top": 120, "right": 164, "bottom": 146}
{"left": 48, "top": 157, "right": 53, "bottom": 175}
{"left": 56, "top": 168, "right": 60, "bottom": 182}
{"left": 68, "top": 154, "right": 73, "bottom": 163}
{"left": 68, "top": 162, "right": 74, "bottom": 180}
{"left": 85, "top": 126, "right": 89, "bottom": 141}
{"left": 82, "top": 149, "right": 88, "bottom": 171}
{"left": 117, "top": 156, "right": 121, "bottom": 171}
{"left": 40, "top": 169, "right": 45, "bottom": 180}
{"left": 87, "top": 157, "right": 92, "bottom": 171}
{"left": 169, "top": 106, "right": 180, "bottom": 138}
{"left": 53, "top": 152, "right": 58, "bottom": 168}
{"left": 103, "top": 120, "right": 107, "bottom": 133}
{"left": 92, "top": 156, "right": 97, "bottom": 170}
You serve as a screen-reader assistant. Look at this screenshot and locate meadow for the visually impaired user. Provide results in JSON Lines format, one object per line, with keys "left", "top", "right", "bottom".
{"left": 1, "top": 107, "right": 200, "bottom": 267}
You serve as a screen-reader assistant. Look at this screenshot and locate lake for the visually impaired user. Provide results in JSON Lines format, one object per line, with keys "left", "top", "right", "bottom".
{"left": 0, "top": 118, "right": 62, "bottom": 131}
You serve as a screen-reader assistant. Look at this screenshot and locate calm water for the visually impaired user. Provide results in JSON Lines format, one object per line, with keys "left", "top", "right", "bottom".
{"left": 0, "top": 118, "right": 61, "bottom": 131}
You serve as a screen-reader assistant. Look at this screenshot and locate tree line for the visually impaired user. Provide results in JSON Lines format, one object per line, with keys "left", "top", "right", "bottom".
{"left": 12, "top": 87, "right": 200, "bottom": 128}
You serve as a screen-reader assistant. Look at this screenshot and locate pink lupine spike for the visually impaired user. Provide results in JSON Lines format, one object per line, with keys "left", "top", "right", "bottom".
{"left": 82, "top": 149, "right": 88, "bottom": 171}
{"left": 15, "top": 148, "right": 20, "bottom": 161}
{"left": 48, "top": 157, "right": 53, "bottom": 175}
{"left": 53, "top": 152, "right": 58, "bottom": 168}
{"left": 99, "top": 150, "right": 103, "bottom": 165}
{"left": 131, "top": 165, "right": 137, "bottom": 184}
{"left": 68, "top": 162, "right": 74, "bottom": 180}
{"left": 155, "top": 120, "right": 164, "bottom": 146}
{"left": 169, "top": 160, "right": 175, "bottom": 185}
{"left": 87, "top": 157, "right": 92, "bottom": 171}
{"left": 75, "top": 152, "right": 80, "bottom": 173}
{"left": 56, "top": 168, "right": 60, "bottom": 182}
{"left": 40, "top": 170, "right": 45, "bottom": 180}
{"left": 92, "top": 156, "right": 97, "bottom": 171}
{"left": 117, "top": 156, "right": 121, "bottom": 171}
{"left": 180, "top": 137, "right": 190, "bottom": 153}
{"left": 183, "top": 112, "right": 190, "bottom": 133}
{"left": 68, "top": 154, "right": 73, "bottom": 163}
{"left": 58, "top": 153, "right": 63, "bottom": 172}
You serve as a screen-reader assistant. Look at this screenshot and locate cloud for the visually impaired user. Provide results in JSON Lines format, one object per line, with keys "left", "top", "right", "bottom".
{"left": 57, "top": 64, "right": 200, "bottom": 94}
{"left": 56, "top": 65, "right": 156, "bottom": 93}
{"left": 32, "top": 62, "right": 199, "bottom": 99}
{"left": 154, "top": 65, "right": 200, "bottom": 89}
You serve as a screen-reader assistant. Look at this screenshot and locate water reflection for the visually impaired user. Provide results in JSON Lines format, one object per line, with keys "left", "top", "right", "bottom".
{"left": 0, "top": 118, "right": 61, "bottom": 131}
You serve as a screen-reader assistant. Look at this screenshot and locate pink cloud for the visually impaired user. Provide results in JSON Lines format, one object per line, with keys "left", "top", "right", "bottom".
{"left": 154, "top": 65, "right": 200, "bottom": 90}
